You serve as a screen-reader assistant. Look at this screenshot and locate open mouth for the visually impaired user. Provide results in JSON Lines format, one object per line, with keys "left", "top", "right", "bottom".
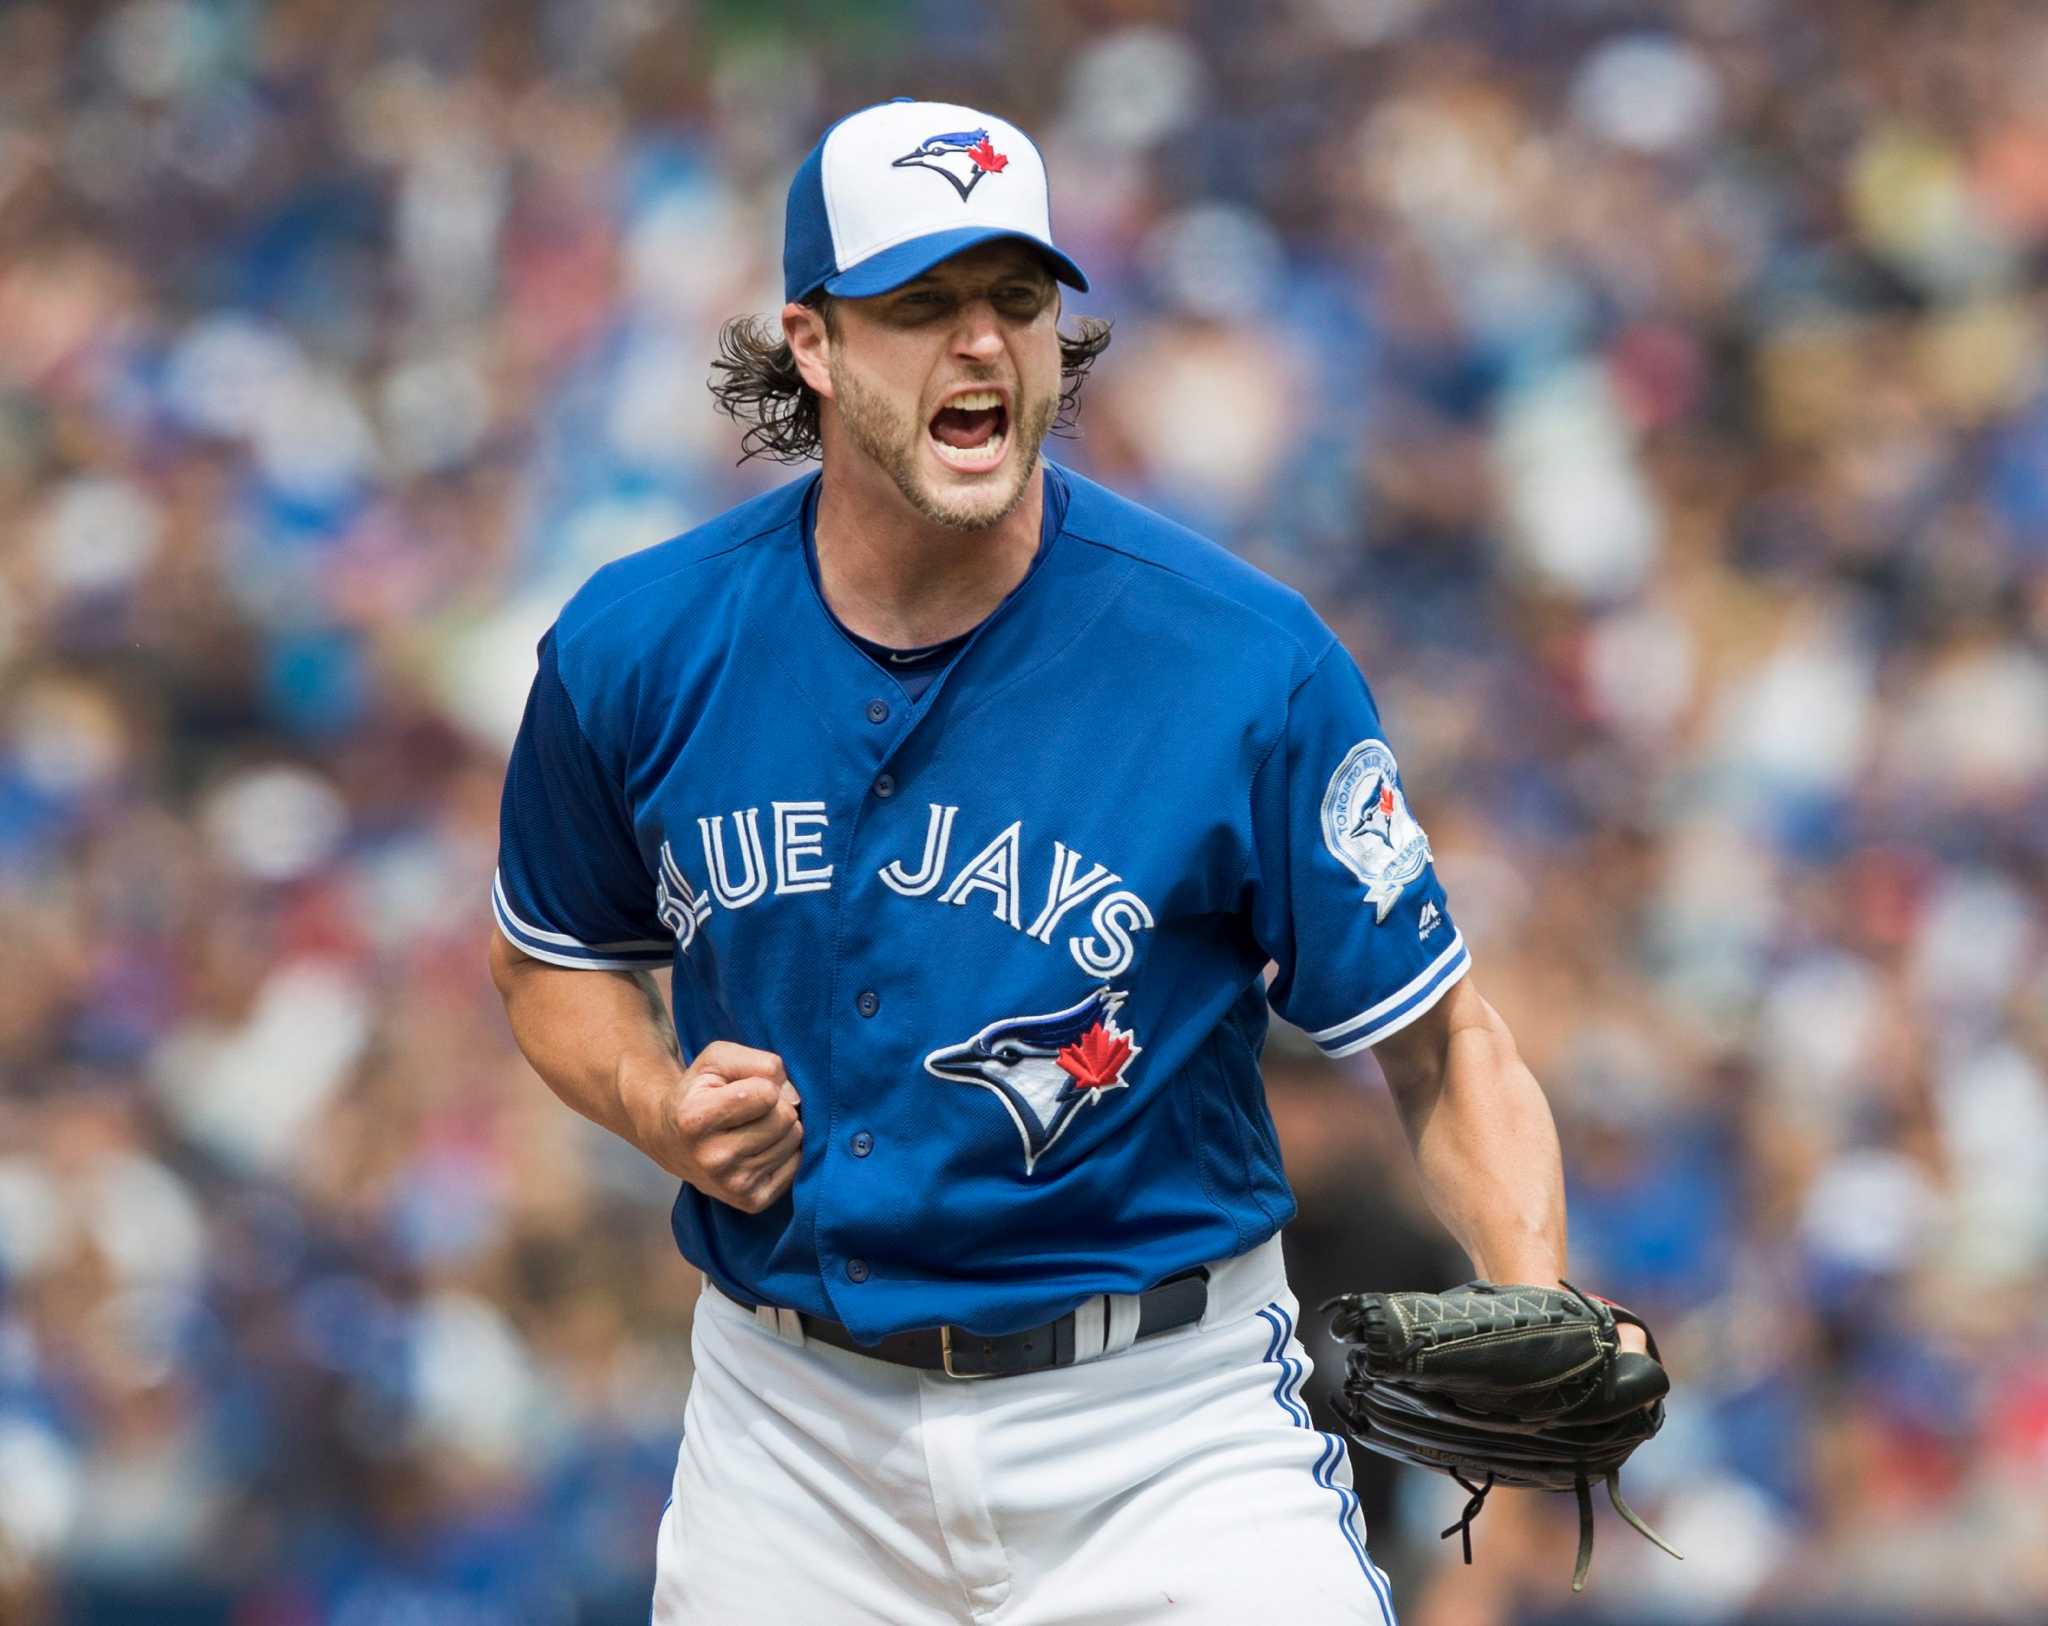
{"left": 927, "top": 389, "right": 1010, "bottom": 472}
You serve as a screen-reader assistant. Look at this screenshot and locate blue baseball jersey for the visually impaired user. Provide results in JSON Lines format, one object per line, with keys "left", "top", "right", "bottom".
{"left": 494, "top": 463, "right": 1470, "bottom": 1341}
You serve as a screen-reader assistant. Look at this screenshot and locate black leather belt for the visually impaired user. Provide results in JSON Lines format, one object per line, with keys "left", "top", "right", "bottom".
{"left": 729, "top": 1268, "right": 1210, "bottom": 1378}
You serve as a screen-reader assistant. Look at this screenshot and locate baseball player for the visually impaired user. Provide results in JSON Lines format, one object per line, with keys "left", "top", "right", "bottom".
{"left": 489, "top": 97, "right": 1643, "bottom": 1624}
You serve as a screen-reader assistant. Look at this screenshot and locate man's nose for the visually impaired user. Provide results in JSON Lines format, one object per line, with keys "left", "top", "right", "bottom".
{"left": 950, "top": 300, "right": 1006, "bottom": 362}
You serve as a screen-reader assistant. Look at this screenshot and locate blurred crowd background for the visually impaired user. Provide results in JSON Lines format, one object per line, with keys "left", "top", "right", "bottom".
{"left": 3, "top": 0, "right": 2046, "bottom": 1621}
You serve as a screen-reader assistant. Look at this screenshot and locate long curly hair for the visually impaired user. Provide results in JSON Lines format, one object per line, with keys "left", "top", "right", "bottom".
{"left": 708, "top": 297, "right": 1113, "bottom": 465}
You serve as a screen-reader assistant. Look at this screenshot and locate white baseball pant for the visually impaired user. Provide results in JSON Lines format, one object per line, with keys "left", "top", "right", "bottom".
{"left": 651, "top": 1236, "right": 1398, "bottom": 1624}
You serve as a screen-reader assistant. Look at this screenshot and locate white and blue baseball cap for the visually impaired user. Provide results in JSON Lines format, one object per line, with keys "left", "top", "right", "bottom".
{"left": 783, "top": 98, "right": 1089, "bottom": 304}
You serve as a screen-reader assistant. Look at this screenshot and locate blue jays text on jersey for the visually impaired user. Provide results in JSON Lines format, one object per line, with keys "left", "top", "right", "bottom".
{"left": 647, "top": 801, "right": 1154, "bottom": 980}
{"left": 494, "top": 463, "right": 1471, "bottom": 1343}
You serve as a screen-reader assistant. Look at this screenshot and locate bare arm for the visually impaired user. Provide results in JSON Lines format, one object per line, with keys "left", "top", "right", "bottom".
{"left": 1371, "top": 972, "right": 1651, "bottom": 1355}
{"left": 1369, "top": 973, "right": 1566, "bottom": 1285}
{"left": 487, "top": 929, "right": 803, "bottom": 1212}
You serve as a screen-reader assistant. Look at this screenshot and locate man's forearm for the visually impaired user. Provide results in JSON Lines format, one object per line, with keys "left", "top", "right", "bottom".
{"left": 488, "top": 931, "right": 684, "bottom": 1161}
{"left": 1375, "top": 977, "right": 1567, "bottom": 1284}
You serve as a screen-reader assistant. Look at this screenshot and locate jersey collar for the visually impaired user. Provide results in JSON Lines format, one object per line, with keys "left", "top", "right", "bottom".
{"left": 740, "top": 457, "right": 1135, "bottom": 782}
{"left": 781, "top": 460, "right": 1072, "bottom": 711}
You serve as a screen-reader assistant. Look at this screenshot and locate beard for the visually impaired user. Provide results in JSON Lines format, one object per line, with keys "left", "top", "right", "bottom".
{"left": 828, "top": 360, "right": 1058, "bottom": 533}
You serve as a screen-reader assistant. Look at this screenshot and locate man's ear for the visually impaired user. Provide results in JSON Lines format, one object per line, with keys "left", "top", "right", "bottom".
{"left": 783, "top": 302, "right": 834, "bottom": 398}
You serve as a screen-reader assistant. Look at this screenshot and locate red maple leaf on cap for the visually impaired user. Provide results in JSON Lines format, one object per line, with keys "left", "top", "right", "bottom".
{"left": 967, "top": 138, "right": 1008, "bottom": 174}
{"left": 1057, "top": 1022, "right": 1132, "bottom": 1092}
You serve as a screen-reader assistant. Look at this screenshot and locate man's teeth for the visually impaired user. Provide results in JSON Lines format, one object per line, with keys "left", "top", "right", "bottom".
{"left": 936, "top": 428, "right": 1007, "bottom": 465}
{"left": 948, "top": 390, "right": 1003, "bottom": 411}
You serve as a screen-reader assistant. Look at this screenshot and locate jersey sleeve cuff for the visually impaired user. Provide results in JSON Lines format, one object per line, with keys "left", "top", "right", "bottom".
{"left": 492, "top": 869, "right": 673, "bottom": 971}
{"left": 1305, "top": 933, "right": 1471, "bottom": 1057}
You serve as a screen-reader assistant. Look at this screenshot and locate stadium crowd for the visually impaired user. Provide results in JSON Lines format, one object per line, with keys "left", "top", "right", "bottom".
{"left": 2, "top": 0, "right": 2046, "bottom": 1620}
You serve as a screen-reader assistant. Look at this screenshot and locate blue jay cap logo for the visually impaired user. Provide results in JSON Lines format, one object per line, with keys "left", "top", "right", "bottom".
{"left": 891, "top": 127, "right": 1011, "bottom": 202}
{"left": 924, "top": 987, "right": 1141, "bottom": 1175}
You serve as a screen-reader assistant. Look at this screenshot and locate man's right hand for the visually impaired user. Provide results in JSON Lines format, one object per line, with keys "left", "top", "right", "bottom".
{"left": 625, "top": 1041, "right": 804, "bottom": 1213}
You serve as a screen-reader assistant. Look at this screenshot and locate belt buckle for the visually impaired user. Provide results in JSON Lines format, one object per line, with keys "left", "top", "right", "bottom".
{"left": 939, "top": 1325, "right": 991, "bottom": 1380}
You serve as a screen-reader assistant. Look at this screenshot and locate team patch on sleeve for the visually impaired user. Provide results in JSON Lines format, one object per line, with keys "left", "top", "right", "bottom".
{"left": 1319, "top": 740, "right": 1433, "bottom": 922}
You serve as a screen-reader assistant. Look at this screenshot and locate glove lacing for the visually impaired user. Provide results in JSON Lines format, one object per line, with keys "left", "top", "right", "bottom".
{"left": 1441, "top": 1466, "right": 1675, "bottom": 1594}
{"left": 1440, "top": 1470, "right": 1495, "bottom": 1565}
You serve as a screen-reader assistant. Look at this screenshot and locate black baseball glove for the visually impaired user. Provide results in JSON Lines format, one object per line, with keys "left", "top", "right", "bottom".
{"left": 1323, "top": 1280, "right": 1680, "bottom": 1591}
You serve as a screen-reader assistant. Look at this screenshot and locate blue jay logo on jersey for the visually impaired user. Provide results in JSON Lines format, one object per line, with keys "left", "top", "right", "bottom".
{"left": 891, "top": 128, "right": 1010, "bottom": 201}
{"left": 923, "top": 987, "right": 1141, "bottom": 1176}
{"left": 1321, "top": 739, "right": 1432, "bottom": 923}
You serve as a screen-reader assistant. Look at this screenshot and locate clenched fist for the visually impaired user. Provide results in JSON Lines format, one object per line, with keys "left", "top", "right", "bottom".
{"left": 626, "top": 1041, "right": 803, "bottom": 1213}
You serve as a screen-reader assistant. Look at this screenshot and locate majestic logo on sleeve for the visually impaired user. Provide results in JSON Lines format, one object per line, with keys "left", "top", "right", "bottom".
{"left": 1321, "top": 740, "right": 1433, "bottom": 923}
{"left": 891, "top": 128, "right": 1009, "bottom": 201}
{"left": 923, "top": 988, "right": 1140, "bottom": 1175}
